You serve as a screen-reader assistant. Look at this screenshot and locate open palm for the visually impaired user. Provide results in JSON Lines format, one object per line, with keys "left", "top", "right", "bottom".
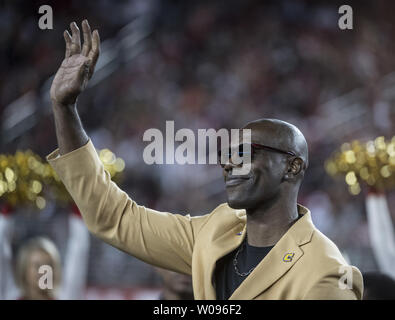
{"left": 50, "top": 20, "right": 100, "bottom": 106}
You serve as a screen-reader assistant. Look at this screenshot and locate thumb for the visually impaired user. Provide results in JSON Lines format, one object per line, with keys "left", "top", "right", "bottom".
{"left": 85, "top": 59, "right": 95, "bottom": 79}
{"left": 78, "top": 59, "right": 92, "bottom": 82}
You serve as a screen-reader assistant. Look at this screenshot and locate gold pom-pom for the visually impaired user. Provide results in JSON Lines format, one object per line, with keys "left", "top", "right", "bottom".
{"left": 0, "top": 150, "right": 54, "bottom": 210}
{"left": 0, "top": 148, "right": 125, "bottom": 210}
{"left": 325, "top": 136, "right": 395, "bottom": 195}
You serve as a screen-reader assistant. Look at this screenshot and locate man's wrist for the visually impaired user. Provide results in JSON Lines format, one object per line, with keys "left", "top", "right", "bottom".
{"left": 51, "top": 100, "right": 77, "bottom": 113}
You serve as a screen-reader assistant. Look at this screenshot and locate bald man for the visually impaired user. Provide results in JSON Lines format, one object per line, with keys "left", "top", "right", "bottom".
{"left": 47, "top": 21, "right": 363, "bottom": 300}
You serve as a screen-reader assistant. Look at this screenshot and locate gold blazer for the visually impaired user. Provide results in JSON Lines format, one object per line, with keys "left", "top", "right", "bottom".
{"left": 47, "top": 140, "right": 363, "bottom": 300}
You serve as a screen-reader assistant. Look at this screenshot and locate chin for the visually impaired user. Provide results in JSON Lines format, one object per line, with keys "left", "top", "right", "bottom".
{"left": 226, "top": 197, "right": 249, "bottom": 210}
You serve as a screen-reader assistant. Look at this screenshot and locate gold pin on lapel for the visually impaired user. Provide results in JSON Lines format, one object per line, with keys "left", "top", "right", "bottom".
{"left": 283, "top": 252, "right": 295, "bottom": 262}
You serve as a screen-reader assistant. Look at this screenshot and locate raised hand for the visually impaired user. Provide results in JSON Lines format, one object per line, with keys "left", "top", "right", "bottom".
{"left": 50, "top": 20, "right": 100, "bottom": 106}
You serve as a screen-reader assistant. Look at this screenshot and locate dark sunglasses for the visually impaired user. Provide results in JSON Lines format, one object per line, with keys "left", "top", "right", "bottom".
{"left": 217, "top": 143, "right": 296, "bottom": 165}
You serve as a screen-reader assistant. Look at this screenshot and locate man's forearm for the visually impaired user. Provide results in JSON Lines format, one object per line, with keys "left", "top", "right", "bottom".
{"left": 52, "top": 102, "right": 89, "bottom": 155}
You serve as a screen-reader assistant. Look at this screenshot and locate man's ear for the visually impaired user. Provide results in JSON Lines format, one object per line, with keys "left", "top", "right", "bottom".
{"left": 284, "top": 158, "right": 304, "bottom": 180}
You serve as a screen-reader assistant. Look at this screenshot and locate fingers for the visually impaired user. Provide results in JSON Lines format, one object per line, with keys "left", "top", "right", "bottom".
{"left": 70, "top": 22, "right": 81, "bottom": 55}
{"left": 63, "top": 20, "right": 99, "bottom": 78}
{"left": 88, "top": 29, "right": 100, "bottom": 78}
{"left": 81, "top": 20, "right": 92, "bottom": 57}
{"left": 64, "top": 30, "right": 72, "bottom": 58}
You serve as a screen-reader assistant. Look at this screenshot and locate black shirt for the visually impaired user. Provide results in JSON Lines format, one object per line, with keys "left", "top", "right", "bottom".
{"left": 215, "top": 238, "right": 274, "bottom": 300}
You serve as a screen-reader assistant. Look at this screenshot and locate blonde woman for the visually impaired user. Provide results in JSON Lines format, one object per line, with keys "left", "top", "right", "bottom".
{"left": 0, "top": 209, "right": 90, "bottom": 300}
{"left": 15, "top": 237, "right": 62, "bottom": 300}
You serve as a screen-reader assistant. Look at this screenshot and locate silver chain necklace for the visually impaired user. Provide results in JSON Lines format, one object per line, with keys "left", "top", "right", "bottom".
{"left": 233, "top": 240, "right": 255, "bottom": 277}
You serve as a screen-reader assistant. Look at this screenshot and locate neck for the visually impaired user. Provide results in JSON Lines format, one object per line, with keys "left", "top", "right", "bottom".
{"left": 246, "top": 195, "right": 299, "bottom": 247}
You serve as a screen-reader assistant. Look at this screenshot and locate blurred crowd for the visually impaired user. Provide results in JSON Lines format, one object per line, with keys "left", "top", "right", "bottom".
{"left": 1, "top": 0, "right": 395, "bottom": 298}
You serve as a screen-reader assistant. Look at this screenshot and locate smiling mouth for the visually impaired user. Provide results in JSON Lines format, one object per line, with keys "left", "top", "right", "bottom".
{"left": 225, "top": 176, "right": 250, "bottom": 187}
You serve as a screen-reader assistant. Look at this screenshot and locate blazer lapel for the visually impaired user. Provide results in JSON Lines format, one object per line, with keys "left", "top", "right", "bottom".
{"left": 203, "top": 210, "right": 247, "bottom": 299}
{"left": 229, "top": 206, "right": 314, "bottom": 300}
{"left": 229, "top": 232, "right": 304, "bottom": 299}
